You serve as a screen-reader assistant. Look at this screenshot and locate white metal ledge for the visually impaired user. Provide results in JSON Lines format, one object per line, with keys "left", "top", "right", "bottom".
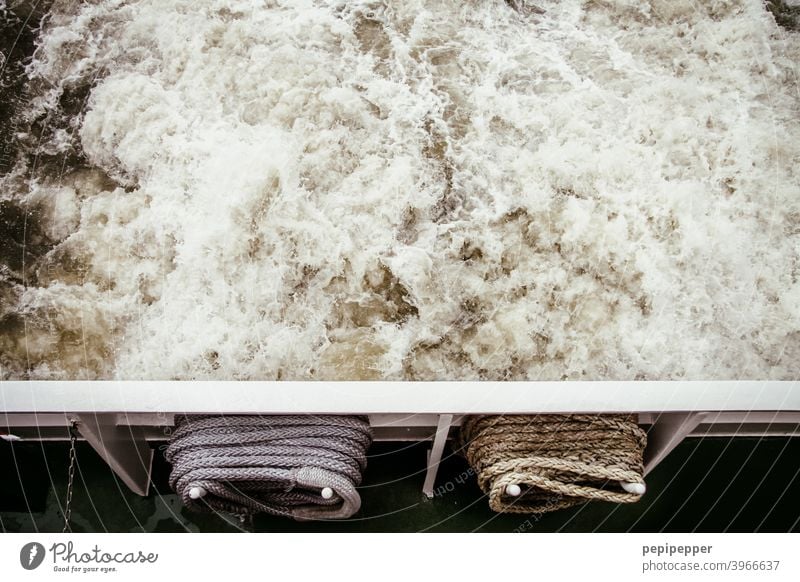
{"left": 1, "top": 381, "right": 799, "bottom": 501}
{"left": 1, "top": 380, "right": 798, "bottom": 413}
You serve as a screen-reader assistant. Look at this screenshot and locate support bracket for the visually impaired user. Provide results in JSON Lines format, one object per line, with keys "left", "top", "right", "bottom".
{"left": 422, "top": 413, "right": 453, "bottom": 498}
{"left": 644, "top": 411, "right": 709, "bottom": 476}
{"left": 74, "top": 413, "right": 153, "bottom": 496}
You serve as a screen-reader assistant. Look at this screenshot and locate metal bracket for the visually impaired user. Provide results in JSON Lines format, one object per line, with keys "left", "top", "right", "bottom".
{"left": 422, "top": 413, "right": 453, "bottom": 498}
{"left": 74, "top": 413, "right": 153, "bottom": 496}
{"left": 644, "top": 411, "right": 709, "bottom": 475}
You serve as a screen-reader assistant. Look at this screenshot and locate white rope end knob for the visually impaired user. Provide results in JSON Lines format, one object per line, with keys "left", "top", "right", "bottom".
{"left": 621, "top": 482, "right": 646, "bottom": 495}
{"left": 321, "top": 487, "right": 334, "bottom": 500}
{"left": 1, "top": 433, "right": 23, "bottom": 442}
{"left": 506, "top": 484, "right": 522, "bottom": 497}
{"left": 189, "top": 486, "right": 207, "bottom": 500}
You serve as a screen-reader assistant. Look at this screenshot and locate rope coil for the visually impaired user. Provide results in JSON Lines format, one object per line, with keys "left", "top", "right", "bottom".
{"left": 459, "top": 414, "right": 647, "bottom": 514}
{"left": 165, "top": 415, "right": 372, "bottom": 520}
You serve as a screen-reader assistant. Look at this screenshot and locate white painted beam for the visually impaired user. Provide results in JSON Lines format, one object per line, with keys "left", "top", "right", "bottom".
{"left": 1, "top": 381, "right": 798, "bottom": 414}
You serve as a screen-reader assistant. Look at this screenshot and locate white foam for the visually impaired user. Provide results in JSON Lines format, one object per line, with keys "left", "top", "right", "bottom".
{"left": 3, "top": 0, "right": 798, "bottom": 381}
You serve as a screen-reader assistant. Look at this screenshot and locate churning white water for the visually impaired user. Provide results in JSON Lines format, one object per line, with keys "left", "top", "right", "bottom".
{"left": 0, "top": 0, "right": 798, "bottom": 380}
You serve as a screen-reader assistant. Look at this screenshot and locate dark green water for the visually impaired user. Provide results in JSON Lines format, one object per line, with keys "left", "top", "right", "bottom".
{"left": 1, "top": 437, "right": 798, "bottom": 532}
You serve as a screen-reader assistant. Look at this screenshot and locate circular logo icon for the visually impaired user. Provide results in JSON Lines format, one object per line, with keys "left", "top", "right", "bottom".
{"left": 19, "top": 542, "right": 46, "bottom": 570}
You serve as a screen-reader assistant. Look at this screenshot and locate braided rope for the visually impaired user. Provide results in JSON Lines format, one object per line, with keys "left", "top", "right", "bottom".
{"left": 165, "top": 415, "right": 373, "bottom": 520}
{"left": 459, "top": 414, "right": 647, "bottom": 514}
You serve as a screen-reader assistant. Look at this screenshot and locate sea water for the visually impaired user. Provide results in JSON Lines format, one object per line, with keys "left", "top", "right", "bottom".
{"left": 0, "top": 0, "right": 798, "bottom": 381}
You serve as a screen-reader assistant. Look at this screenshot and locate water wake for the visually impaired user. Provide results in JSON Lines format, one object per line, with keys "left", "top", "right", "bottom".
{"left": 1, "top": 0, "right": 798, "bottom": 380}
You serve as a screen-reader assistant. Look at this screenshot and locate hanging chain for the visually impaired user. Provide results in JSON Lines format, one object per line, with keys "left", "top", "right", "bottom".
{"left": 62, "top": 420, "right": 78, "bottom": 533}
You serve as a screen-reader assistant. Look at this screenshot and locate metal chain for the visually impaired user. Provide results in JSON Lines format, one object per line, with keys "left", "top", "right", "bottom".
{"left": 62, "top": 421, "right": 78, "bottom": 533}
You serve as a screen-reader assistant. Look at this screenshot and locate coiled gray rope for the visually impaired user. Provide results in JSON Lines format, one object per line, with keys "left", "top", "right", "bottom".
{"left": 165, "top": 415, "right": 373, "bottom": 520}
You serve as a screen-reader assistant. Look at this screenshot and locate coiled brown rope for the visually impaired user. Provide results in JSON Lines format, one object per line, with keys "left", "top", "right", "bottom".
{"left": 165, "top": 415, "right": 372, "bottom": 520}
{"left": 459, "top": 414, "right": 647, "bottom": 513}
